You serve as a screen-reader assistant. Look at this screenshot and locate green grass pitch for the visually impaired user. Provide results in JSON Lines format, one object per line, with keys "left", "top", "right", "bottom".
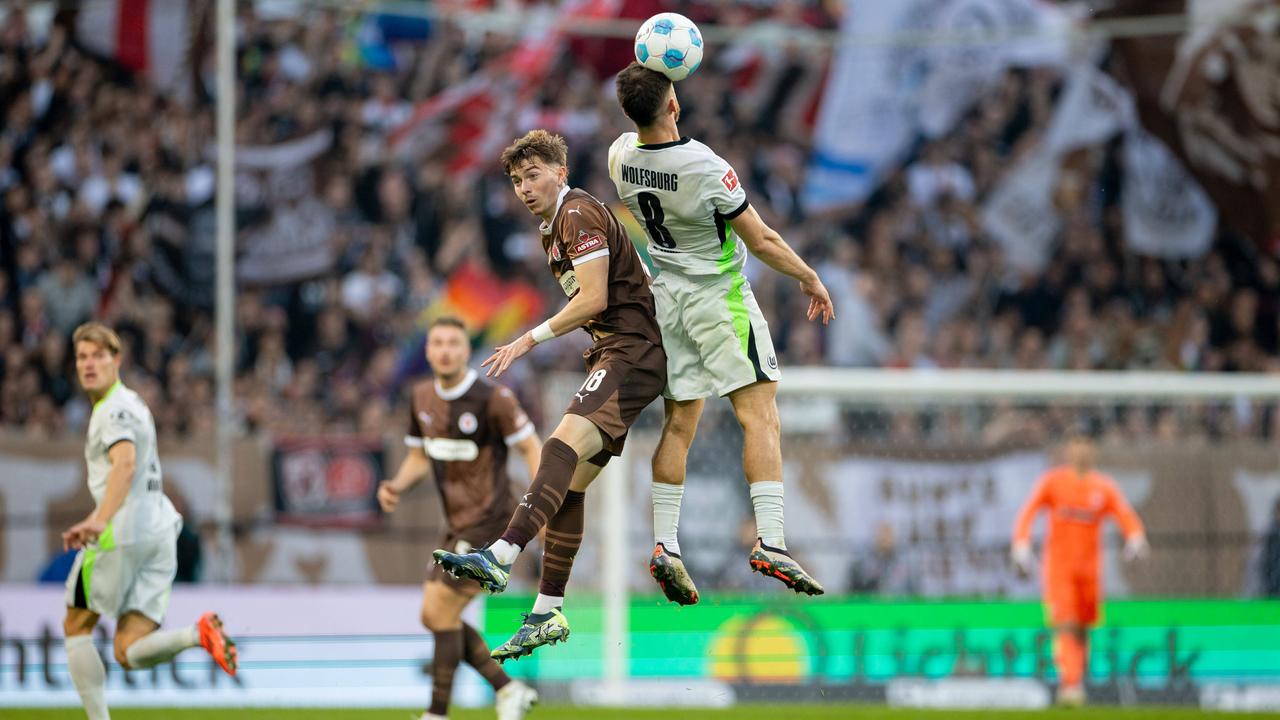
{"left": 10, "top": 706, "right": 1280, "bottom": 719}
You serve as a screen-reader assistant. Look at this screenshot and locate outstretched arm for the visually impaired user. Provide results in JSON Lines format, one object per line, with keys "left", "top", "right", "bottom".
{"left": 729, "top": 206, "right": 834, "bottom": 324}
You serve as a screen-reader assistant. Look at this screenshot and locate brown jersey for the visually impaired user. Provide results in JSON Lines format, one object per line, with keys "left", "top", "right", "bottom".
{"left": 404, "top": 370, "right": 534, "bottom": 532}
{"left": 541, "top": 187, "right": 662, "bottom": 346}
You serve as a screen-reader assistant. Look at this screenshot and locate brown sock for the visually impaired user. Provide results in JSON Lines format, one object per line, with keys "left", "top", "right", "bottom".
{"left": 540, "top": 489, "right": 586, "bottom": 596}
{"left": 501, "top": 438, "right": 578, "bottom": 548}
{"left": 428, "top": 628, "right": 462, "bottom": 715}
{"left": 461, "top": 623, "right": 510, "bottom": 691}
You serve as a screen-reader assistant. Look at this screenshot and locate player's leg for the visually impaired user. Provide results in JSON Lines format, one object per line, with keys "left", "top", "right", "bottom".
{"left": 434, "top": 412, "right": 604, "bottom": 591}
{"left": 649, "top": 274, "right": 709, "bottom": 604}
{"left": 680, "top": 273, "right": 818, "bottom": 593}
{"left": 115, "top": 532, "right": 236, "bottom": 675}
{"left": 492, "top": 462, "right": 599, "bottom": 662}
{"left": 421, "top": 547, "right": 538, "bottom": 720}
{"left": 1068, "top": 575, "right": 1102, "bottom": 706}
{"left": 64, "top": 540, "right": 126, "bottom": 720}
{"left": 1047, "top": 573, "right": 1086, "bottom": 705}
{"left": 436, "top": 337, "right": 664, "bottom": 592}
{"left": 651, "top": 398, "right": 704, "bottom": 554}
{"left": 1053, "top": 622, "right": 1087, "bottom": 706}
{"left": 649, "top": 272, "right": 711, "bottom": 556}
{"left": 421, "top": 578, "right": 485, "bottom": 718}
{"left": 63, "top": 605, "right": 109, "bottom": 720}
{"left": 727, "top": 381, "right": 824, "bottom": 595}
{"left": 648, "top": 398, "right": 704, "bottom": 605}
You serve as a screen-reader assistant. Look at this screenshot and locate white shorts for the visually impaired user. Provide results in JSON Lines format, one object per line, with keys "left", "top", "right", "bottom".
{"left": 65, "top": 529, "right": 177, "bottom": 623}
{"left": 652, "top": 270, "right": 780, "bottom": 401}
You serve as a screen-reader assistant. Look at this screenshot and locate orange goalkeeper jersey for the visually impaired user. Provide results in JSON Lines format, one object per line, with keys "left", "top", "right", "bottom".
{"left": 1013, "top": 465, "right": 1145, "bottom": 577}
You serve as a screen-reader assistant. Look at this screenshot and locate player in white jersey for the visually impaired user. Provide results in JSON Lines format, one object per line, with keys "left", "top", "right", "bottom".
{"left": 610, "top": 63, "right": 834, "bottom": 604}
{"left": 61, "top": 323, "right": 236, "bottom": 720}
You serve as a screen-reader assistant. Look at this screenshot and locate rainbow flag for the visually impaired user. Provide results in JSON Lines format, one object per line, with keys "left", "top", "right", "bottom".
{"left": 420, "top": 259, "right": 545, "bottom": 346}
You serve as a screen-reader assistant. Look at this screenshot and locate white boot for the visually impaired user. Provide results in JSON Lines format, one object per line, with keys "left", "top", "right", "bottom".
{"left": 1057, "top": 684, "right": 1086, "bottom": 707}
{"left": 495, "top": 680, "right": 539, "bottom": 720}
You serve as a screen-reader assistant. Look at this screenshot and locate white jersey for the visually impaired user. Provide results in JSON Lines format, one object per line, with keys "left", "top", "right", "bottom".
{"left": 85, "top": 381, "right": 179, "bottom": 545}
{"left": 608, "top": 133, "right": 749, "bottom": 279}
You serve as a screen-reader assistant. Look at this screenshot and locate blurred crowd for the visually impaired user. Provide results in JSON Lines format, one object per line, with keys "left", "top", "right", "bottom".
{"left": 0, "top": 0, "right": 1277, "bottom": 444}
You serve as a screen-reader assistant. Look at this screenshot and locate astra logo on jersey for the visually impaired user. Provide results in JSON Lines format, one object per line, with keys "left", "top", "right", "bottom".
{"left": 458, "top": 412, "right": 478, "bottom": 434}
{"left": 721, "top": 168, "right": 739, "bottom": 192}
{"left": 572, "top": 230, "right": 604, "bottom": 256}
{"left": 548, "top": 242, "right": 564, "bottom": 263}
{"left": 621, "top": 163, "right": 679, "bottom": 191}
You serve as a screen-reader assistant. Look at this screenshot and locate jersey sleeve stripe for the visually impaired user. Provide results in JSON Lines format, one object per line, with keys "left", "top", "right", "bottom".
{"left": 504, "top": 422, "right": 536, "bottom": 446}
{"left": 571, "top": 248, "right": 610, "bottom": 266}
{"left": 403, "top": 436, "right": 424, "bottom": 448}
{"left": 722, "top": 198, "right": 750, "bottom": 221}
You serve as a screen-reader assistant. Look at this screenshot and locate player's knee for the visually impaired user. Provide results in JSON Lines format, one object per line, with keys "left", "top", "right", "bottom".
{"left": 63, "top": 612, "right": 95, "bottom": 637}
{"left": 663, "top": 413, "right": 699, "bottom": 444}
{"left": 113, "top": 642, "right": 132, "bottom": 668}
{"left": 735, "top": 402, "right": 780, "bottom": 436}
{"left": 420, "top": 604, "right": 451, "bottom": 632}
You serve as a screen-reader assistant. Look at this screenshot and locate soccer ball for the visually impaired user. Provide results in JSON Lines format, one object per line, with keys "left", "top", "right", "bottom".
{"left": 634, "top": 13, "right": 703, "bottom": 82}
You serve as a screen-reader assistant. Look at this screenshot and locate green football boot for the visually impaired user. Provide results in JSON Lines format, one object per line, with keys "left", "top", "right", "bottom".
{"left": 432, "top": 546, "right": 511, "bottom": 593}
{"left": 490, "top": 607, "right": 571, "bottom": 663}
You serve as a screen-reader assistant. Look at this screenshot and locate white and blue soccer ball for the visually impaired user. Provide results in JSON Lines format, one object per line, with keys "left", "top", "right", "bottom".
{"left": 634, "top": 12, "right": 703, "bottom": 82}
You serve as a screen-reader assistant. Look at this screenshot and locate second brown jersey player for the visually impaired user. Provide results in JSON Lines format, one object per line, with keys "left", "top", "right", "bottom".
{"left": 378, "top": 317, "right": 539, "bottom": 719}
{"left": 434, "top": 129, "right": 666, "bottom": 662}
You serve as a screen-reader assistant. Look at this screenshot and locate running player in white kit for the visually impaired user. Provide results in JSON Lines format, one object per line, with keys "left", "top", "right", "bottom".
{"left": 62, "top": 323, "right": 236, "bottom": 720}
{"left": 610, "top": 63, "right": 835, "bottom": 604}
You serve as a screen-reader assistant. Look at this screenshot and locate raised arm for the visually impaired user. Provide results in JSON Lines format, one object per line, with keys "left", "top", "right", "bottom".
{"left": 729, "top": 206, "right": 834, "bottom": 324}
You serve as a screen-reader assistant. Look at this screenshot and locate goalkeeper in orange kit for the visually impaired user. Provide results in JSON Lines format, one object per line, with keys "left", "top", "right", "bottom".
{"left": 1011, "top": 431, "right": 1148, "bottom": 707}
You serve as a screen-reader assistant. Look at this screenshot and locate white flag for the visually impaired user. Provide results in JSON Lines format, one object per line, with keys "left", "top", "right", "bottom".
{"left": 1121, "top": 129, "right": 1217, "bottom": 260}
{"left": 804, "top": 0, "right": 1070, "bottom": 211}
{"left": 1046, "top": 66, "right": 1136, "bottom": 154}
{"left": 982, "top": 147, "right": 1061, "bottom": 273}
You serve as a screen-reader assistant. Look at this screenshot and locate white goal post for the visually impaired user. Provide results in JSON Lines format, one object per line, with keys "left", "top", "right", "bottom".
{"left": 598, "top": 368, "right": 1280, "bottom": 687}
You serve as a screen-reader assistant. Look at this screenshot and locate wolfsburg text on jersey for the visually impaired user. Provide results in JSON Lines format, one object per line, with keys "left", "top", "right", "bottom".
{"left": 620, "top": 164, "right": 678, "bottom": 192}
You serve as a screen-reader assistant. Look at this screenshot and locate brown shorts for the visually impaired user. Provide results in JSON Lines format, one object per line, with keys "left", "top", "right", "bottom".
{"left": 428, "top": 513, "right": 511, "bottom": 589}
{"left": 565, "top": 333, "right": 667, "bottom": 460}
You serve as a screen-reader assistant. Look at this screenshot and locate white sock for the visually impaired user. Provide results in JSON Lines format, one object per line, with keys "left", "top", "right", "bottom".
{"left": 531, "top": 593, "right": 563, "bottom": 615}
{"left": 651, "top": 482, "right": 684, "bottom": 556}
{"left": 124, "top": 626, "right": 199, "bottom": 669}
{"left": 490, "top": 539, "right": 520, "bottom": 565}
{"left": 66, "top": 635, "right": 110, "bottom": 720}
{"left": 749, "top": 481, "right": 786, "bottom": 550}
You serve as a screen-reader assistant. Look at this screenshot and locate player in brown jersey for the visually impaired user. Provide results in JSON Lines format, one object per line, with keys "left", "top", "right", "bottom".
{"left": 434, "top": 129, "right": 666, "bottom": 661}
{"left": 378, "top": 317, "right": 540, "bottom": 720}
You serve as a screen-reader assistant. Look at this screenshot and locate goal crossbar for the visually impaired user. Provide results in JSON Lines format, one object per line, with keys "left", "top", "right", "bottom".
{"left": 777, "top": 368, "right": 1280, "bottom": 401}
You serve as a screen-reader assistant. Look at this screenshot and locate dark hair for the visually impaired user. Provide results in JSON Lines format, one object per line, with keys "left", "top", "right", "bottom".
{"left": 429, "top": 316, "right": 468, "bottom": 334}
{"left": 615, "top": 62, "right": 671, "bottom": 128}
{"left": 500, "top": 129, "right": 568, "bottom": 175}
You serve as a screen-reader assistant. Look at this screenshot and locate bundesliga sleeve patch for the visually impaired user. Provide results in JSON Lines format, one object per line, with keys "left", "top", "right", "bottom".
{"left": 721, "top": 168, "right": 739, "bottom": 192}
{"left": 572, "top": 230, "right": 605, "bottom": 256}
